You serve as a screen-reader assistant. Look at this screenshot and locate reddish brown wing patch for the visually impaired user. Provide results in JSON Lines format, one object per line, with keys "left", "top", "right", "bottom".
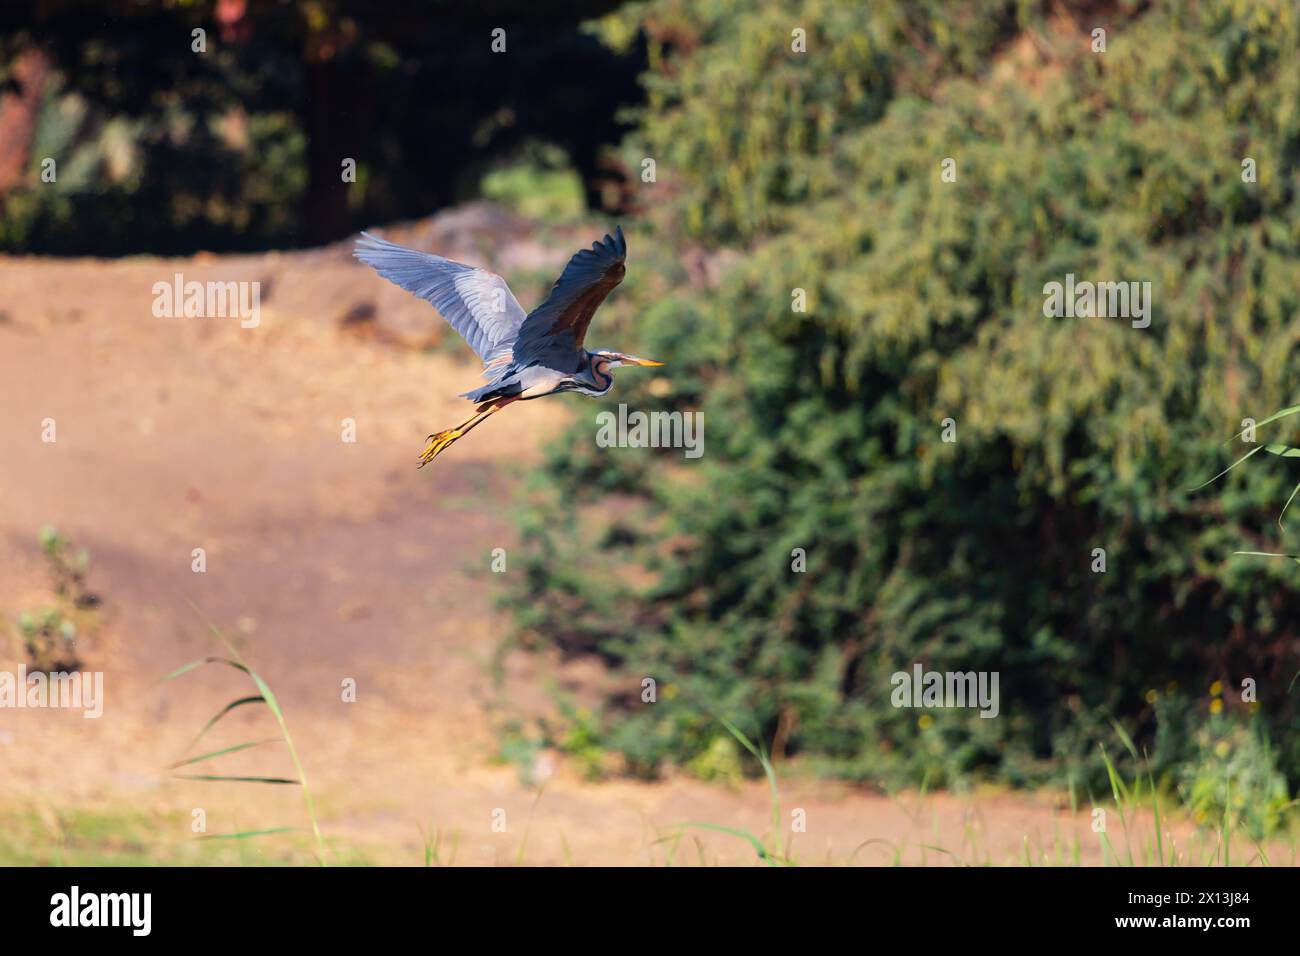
{"left": 552, "top": 261, "right": 625, "bottom": 351}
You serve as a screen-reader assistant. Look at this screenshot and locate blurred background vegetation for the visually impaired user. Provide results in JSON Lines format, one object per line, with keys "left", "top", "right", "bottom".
{"left": 4, "top": 0, "right": 1299, "bottom": 833}
{"left": 0, "top": 0, "right": 639, "bottom": 253}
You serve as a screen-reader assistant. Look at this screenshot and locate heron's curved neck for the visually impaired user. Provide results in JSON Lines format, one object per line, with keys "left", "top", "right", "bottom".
{"left": 588, "top": 355, "right": 614, "bottom": 394}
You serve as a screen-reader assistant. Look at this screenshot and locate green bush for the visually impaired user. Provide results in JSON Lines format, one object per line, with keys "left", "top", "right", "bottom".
{"left": 510, "top": 0, "right": 1300, "bottom": 800}
{"left": 1177, "top": 714, "right": 1291, "bottom": 840}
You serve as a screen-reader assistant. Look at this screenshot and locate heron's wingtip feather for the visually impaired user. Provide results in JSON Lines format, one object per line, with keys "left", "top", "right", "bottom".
{"left": 353, "top": 231, "right": 389, "bottom": 260}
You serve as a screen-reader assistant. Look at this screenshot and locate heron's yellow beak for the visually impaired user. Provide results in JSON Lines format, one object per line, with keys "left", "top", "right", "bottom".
{"left": 627, "top": 357, "right": 665, "bottom": 367}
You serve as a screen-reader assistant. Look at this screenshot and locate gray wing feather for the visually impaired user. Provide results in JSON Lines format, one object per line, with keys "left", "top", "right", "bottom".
{"left": 354, "top": 232, "right": 525, "bottom": 369}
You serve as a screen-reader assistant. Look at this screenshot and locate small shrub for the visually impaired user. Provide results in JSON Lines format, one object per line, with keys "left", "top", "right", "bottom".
{"left": 15, "top": 527, "right": 97, "bottom": 672}
{"left": 38, "top": 525, "right": 97, "bottom": 608}
{"left": 18, "top": 606, "right": 80, "bottom": 673}
{"left": 1177, "top": 717, "right": 1291, "bottom": 840}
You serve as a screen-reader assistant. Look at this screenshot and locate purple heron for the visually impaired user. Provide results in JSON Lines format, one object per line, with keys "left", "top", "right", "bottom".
{"left": 355, "top": 225, "right": 661, "bottom": 467}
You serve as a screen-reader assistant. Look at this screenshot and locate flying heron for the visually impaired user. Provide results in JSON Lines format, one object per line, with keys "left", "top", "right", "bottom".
{"left": 354, "top": 225, "right": 662, "bottom": 467}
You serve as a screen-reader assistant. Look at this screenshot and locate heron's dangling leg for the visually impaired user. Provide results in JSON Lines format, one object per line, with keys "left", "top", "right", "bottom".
{"left": 418, "top": 397, "right": 517, "bottom": 468}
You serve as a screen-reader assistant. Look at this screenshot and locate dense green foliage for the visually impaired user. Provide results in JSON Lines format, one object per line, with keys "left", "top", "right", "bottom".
{"left": 511, "top": 0, "right": 1300, "bottom": 806}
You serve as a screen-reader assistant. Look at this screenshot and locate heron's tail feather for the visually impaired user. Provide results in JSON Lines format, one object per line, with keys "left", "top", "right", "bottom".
{"left": 459, "top": 373, "right": 522, "bottom": 404}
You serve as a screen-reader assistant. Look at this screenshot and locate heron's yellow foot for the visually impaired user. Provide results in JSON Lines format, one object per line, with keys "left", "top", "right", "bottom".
{"left": 418, "top": 428, "right": 462, "bottom": 468}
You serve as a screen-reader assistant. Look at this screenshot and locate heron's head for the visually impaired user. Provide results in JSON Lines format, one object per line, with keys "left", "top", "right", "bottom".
{"left": 592, "top": 349, "right": 665, "bottom": 371}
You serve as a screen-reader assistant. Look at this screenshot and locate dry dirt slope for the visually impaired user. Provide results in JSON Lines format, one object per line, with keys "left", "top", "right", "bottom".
{"left": 0, "top": 211, "right": 1231, "bottom": 865}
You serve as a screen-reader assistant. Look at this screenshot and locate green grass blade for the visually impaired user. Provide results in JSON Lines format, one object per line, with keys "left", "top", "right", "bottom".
{"left": 174, "top": 773, "right": 300, "bottom": 784}
{"left": 1150, "top": 771, "right": 1164, "bottom": 866}
{"left": 168, "top": 738, "right": 280, "bottom": 770}
{"left": 1099, "top": 745, "right": 1129, "bottom": 803}
{"left": 199, "top": 827, "right": 298, "bottom": 841}
{"left": 160, "top": 659, "right": 213, "bottom": 682}
{"left": 1222, "top": 781, "right": 1231, "bottom": 868}
{"left": 1189, "top": 443, "right": 1265, "bottom": 491}
{"left": 1279, "top": 479, "right": 1300, "bottom": 527}
{"left": 675, "top": 822, "right": 777, "bottom": 865}
{"left": 162, "top": 656, "right": 251, "bottom": 682}
{"left": 1110, "top": 720, "right": 1140, "bottom": 762}
{"left": 185, "top": 696, "right": 266, "bottom": 751}
{"left": 1243, "top": 402, "right": 1300, "bottom": 434}
{"left": 717, "top": 715, "right": 781, "bottom": 845}
{"left": 1233, "top": 551, "right": 1300, "bottom": 564}
{"left": 186, "top": 600, "right": 329, "bottom": 866}
{"left": 920, "top": 843, "right": 962, "bottom": 865}
{"left": 1249, "top": 835, "right": 1271, "bottom": 867}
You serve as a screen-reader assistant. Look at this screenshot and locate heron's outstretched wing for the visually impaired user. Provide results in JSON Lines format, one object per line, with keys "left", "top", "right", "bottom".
{"left": 512, "top": 226, "right": 626, "bottom": 369}
{"left": 354, "top": 232, "right": 525, "bottom": 369}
